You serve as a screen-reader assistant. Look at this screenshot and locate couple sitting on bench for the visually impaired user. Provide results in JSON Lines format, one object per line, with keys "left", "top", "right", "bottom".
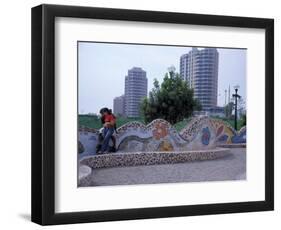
{"left": 96, "top": 107, "right": 117, "bottom": 154}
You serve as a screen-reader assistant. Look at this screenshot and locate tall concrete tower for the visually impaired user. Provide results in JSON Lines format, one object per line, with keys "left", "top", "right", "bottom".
{"left": 124, "top": 67, "right": 148, "bottom": 118}
{"left": 180, "top": 48, "right": 219, "bottom": 111}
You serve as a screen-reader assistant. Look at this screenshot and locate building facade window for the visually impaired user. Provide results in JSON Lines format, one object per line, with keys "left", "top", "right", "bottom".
{"left": 180, "top": 48, "right": 219, "bottom": 111}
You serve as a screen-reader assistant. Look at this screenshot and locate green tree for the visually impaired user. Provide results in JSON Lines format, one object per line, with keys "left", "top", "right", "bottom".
{"left": 224, "top": 102, "right": 234, "bottom": 119}
{"left": 140, "top": 69, "right": 201, "bottom": 124}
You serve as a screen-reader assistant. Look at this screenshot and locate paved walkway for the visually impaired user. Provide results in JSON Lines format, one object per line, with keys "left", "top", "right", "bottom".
{"left": 85, "top": 148, "right": 246, "bottom": 186}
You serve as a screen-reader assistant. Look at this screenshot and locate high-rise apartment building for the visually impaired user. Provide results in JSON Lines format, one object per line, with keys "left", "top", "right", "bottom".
{"left": 180, "top": 48, "right": 219, "bottom": 111}
{"left": 124, "top": 67, "right": 148, "bottom": 117}
{"left": 113, "top": 95, "right": 125, "bottom": 116}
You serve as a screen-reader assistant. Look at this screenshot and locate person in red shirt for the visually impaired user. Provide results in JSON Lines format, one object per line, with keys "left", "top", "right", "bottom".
{"left": 98, "top": 108, "right": 116, "bottom": 153}
{"left": 103, "top": 112, "right": 116, "bottom": 128}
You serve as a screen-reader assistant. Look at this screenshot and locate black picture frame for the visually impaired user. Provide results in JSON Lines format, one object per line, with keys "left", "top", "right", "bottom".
{"left": 31, "top": 4, "right": 274, "bottom": 225}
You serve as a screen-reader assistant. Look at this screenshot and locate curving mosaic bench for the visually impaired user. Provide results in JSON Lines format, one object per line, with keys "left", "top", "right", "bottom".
{"left": 78, "top": 117, "right": 245, "bottom": 186}
{"left": 78, "top": 116, "right": 246, "bottom": 158}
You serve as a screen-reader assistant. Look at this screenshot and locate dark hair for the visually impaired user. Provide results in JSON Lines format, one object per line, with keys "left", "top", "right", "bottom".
{"left": 99, "top": 107, "right": 109, "bottom": 114}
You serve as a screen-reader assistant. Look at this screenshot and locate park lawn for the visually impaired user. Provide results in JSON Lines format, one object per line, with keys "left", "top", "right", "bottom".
{"left": 79, "top": 115, "right": 189, "bottom": 132}
{"left": 79, "top": 115, "right": 145, "bottom": 130}
{"left": 172, "top": 118, "right": 192, "bottom": 131}
{"left": 79, "top": 115, "right": 245, "bottom": 132}
{"left": 78, "top": 115, "right": 100, "bottom": 129}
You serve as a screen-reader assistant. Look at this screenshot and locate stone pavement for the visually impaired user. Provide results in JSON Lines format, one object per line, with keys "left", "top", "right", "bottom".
{"left": 80, "top": 148, "right": 246, "bottom": 186}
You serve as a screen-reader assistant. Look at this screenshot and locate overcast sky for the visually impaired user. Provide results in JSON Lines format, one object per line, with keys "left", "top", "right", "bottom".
{"left": 78, "top": 42, "right": 246, "bottom": 114}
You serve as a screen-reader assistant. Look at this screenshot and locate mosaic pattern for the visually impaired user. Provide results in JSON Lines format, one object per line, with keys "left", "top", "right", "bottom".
{"left": 116, "top": 118, "right": 216, "bottom": 153}
{"left": 209, "top": 118, "right": 246, "bottom": 144}
{"left": 80, "top": 148, "right": 230, "bottom": 170}
{"left": 201, "top": 127, "right": 211, "bottom": 145}
{"left": 78, "top": 116, "right": 246, "bottom": 156}
{"left": 231, "top": 126, "right": 246, "bottom": 144}
{"left": 152, "top": 120, "right": 169, "bottom": 140}
{"left": 180, "top": 116, "right": 210, "bottom": 141}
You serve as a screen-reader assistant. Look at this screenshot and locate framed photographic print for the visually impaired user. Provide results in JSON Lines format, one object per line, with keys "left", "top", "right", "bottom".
{"left": 31, "top": 4, "right": 274, "bottom": 225}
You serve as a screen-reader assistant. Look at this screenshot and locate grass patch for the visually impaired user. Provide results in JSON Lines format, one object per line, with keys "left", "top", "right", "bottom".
{"left": 79, "top": 115, "right": 193, "bottom": 132}
{"left": 79, "top": 114, "right": 243, "bottom": 132}
{"left": 79, "top": 115, "right": 145, "bottom": 129}
{"left": 172, "top": 118, "right": 192, "bottom": 132}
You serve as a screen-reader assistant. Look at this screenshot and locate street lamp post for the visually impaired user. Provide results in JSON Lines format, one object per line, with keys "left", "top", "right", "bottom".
{"left": 232, "top": 85, "right": 241, "bottom": 130}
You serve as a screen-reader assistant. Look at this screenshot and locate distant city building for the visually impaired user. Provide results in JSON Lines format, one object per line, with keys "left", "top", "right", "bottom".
{"left": 207, "top": 106, "right": 225, "bottom": 118}
{"left": 113, "top": 95, "right": 125, "bottom": 116}
{"left": 180, "top": 47, "right": 219, "bottom": 111}
{"left": 124, "top": 67, "right": 148, "bottom": 118}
